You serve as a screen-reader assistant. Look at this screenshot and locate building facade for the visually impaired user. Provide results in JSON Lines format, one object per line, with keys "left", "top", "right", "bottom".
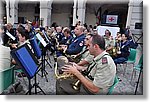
{"left": 1, "top": 0, "right": 142, "bottom": 37}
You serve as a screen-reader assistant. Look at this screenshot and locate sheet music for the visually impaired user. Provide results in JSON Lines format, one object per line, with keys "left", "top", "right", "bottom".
{"left": 36, "top": 33, "right": 47, "bottom": 47}
{"left": 6, "top": 31, "right": 16, "bottom": 40}
{"left": 42, "top": 30, "right": 50, "bottom": 42}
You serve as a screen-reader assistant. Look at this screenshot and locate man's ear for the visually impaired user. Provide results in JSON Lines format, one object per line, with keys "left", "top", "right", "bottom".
{"left": 94, "top": 44, "right": 99, "bottom": 49}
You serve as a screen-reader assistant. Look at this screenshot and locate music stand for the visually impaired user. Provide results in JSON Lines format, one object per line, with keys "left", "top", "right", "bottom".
{"left": 11, "top": 43, "right": 46, "bottom": 95}
{"left": 29, "top": 36, "right": 52, "bottom": 82}
{"left": 134, "top": 63, "right": 143, "bottom": 95}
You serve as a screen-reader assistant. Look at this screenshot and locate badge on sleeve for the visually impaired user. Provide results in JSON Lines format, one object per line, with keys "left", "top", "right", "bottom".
{"left": 102, "top": 57, "right": 108, "bottom": 64}
{"left": 79, "top": 41, "right": 83, "bottom": 47}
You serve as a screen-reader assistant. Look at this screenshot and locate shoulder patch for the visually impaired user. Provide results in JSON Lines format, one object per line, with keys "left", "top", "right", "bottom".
{"left": 102, "top": 57, "right": 108, "bottom": 64}
{"left": 79, "top": 41, "right": 84, "bottom": 46}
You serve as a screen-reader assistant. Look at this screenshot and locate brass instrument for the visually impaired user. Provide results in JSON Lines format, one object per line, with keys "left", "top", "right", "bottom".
{"left": 66, "top": 54, "right": 81, "bottom": 63}
{"left": 54, "top": 56, "right": 74, "bottom": 79}
{"left": 107, "top": 39, "right": 121, "bottom": 57}
{"left": 57, "top": 45, "right": 82, "bottom": 63}
{"left": 72, "top": 79, "right": 81, "bottom": 91}
{"left": 54, "top": 55, "right": 82, "bottom": 91}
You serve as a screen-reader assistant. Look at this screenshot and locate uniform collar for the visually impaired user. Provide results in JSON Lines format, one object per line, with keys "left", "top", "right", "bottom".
{"left": 94, "top": 51, "right": 108, "bottom": 62}
{"left": 77, "top": 33, "right": 85, "bottom": 38}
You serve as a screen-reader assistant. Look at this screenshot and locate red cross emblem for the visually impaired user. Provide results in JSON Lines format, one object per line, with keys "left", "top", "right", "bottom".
{"left": 108, "top": 17, "right": 115, "bottom": 22}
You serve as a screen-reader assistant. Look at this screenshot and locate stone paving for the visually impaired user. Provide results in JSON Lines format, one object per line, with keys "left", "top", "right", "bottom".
{"left": 2, "top": 45, "right": 143, "bottom": 95}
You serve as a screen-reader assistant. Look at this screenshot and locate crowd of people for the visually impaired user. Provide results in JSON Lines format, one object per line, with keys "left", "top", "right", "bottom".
{"left": 0, "top": 20, "right": 138, "bottom": 95}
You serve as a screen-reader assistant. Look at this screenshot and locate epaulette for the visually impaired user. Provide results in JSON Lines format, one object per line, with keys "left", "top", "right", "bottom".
{"left": 102, "top": 57, "right": 108, "bottom": 64}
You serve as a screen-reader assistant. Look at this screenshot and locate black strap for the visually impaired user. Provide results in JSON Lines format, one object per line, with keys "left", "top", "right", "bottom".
{"left": 82, "top": 53, "right": 109, "bottom": 80}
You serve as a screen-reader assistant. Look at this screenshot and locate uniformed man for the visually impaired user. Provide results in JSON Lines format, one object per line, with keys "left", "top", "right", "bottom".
{"left": 56, "top": 34, "right": 116, "bottom": 95}
{"left": 59, "top": 27, "right": 73, "bottom": 45}
{"left": 77, "top": 34, "right": 94, "bottom": 66}
{"left": 61, "top": 26, "right": 85, "bottom": 55}
{"left": 113, "top": 33, "right": 130, "bottom": 65}
{"left": 103, "top": 29, "right": 115, "bottom": 53}
{"left": 56, "top": 26, "right": 64, "bottom": 42}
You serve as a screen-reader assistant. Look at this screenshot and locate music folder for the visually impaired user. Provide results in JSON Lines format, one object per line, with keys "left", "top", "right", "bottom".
{"left": 6, "top": 31, "right": 16, "bottom": 40}
{"left": 11, "top": 44, "right": 38, "bottom": 79}
{"left": 36, "top": 33, "right": 47, "bottom": 47}
{"left": 29, "top": 37, "right": 42, "bottom": 59}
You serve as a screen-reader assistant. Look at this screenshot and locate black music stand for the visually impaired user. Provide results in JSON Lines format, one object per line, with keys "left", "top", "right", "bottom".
{"left": 11, "top": 43, "right": 46, "bottom": 95}
{"left": 134, "top": 63, "right": 143, "bottom": 95}
{"left": 30, "top": 36, "right": 52, "bottom": 82}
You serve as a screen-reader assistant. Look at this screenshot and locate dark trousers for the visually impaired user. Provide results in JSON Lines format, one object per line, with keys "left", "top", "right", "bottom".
{"left": 56, "top": 78, "right": 93, "bottom": 95}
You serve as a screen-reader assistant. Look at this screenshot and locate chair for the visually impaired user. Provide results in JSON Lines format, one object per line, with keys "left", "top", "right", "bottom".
{"left": 131, "top": 54, "right": 143, "bottom": 82}
{"left": 0, "top": 65, "right": 15, "bottom": 94}
{"left": 107, "top": 76, "right": 119, "bottom": 95}
{"left": 123, "top": 48, "right": 137, "bottom": 75}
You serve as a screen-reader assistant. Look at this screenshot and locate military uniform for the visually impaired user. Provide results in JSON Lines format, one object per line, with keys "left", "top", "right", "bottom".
{"left": 65, "top": 34, "right": 85, "bottom": 55}
{"left": 83, "top": 50, "right": 94, "bottom": 64}
{"left": 103, "top": 36, "right": 115, "bottom": 49}
{"left": 56, "top": 32, "right": 64, "bottom": 42}
{"left": 113, "top": 40, "right": 130, "bottom": 64}
{"left": 84, "top": 51, "right": 116, "bottom": 94}
{"left": 56, "top": 51, "right": 116, "bottom": 95}
{"left": 59, "top": 36, "right": 73, "bottom": 45}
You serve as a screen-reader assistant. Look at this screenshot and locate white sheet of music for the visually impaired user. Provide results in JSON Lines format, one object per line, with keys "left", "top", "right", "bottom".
{"left": 6, "top": 31, "right": 16, "bottom": 40}
{"left": 36, "top": 33, "right": 47, "bottom": 47}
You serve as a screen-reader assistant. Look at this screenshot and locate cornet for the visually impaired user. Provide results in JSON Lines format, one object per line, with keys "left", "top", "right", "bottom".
{"left": 72, "top": 79, "right": 81, "bottom": 91}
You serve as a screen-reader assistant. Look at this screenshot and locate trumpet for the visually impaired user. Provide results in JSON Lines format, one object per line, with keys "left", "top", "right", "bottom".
{"left": 72, "top": 79, "right": 81, "bottom": 91}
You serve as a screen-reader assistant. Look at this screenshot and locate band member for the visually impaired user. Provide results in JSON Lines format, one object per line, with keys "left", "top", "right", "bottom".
{"left": 11, "top": 27, "right": 30, "bottom": 49}
{"left": 59, "top": 27, "right": 73, "bottom": 45}
{"left": 56, "top": 26, "right": 64, "bottom": 43}
{"left": 77, "top": 34, "right": 94, "bottom": 66}
{"left": 61, "top": 26, "right": 85, "bottom": 55}
{"left": 104, "top": 29, "right": 115, "bottom": 52}
{"left": 56, "top": 34, "right": 116, "bottom": 95}
{"left": 113, "top": 33, "right": 130, "bottom": 65}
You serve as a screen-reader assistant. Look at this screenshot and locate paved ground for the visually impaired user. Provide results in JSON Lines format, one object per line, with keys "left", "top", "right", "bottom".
{"left": 2, "top": 45, "right": 143, "bottom": 95}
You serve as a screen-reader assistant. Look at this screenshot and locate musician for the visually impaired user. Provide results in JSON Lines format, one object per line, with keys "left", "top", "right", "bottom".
{"left": 11, "top": 27, "right": 30, "bottom": 49}
{"left": 10, "top": 27, "right": 30, "bottom": 77}
{"left": 56, "top": 26, "right": 64, "bottom": 42}
{"left": 3, "top": 23, "right": 16, "bottom": 46}
{"left": 56, "top": 34, "right": 116, "bottom": 95}
{"left": 77, "top": 34, "right": 94, "bottom": 66}
{"left": 61, "top": 26, "right": 85, "bottom": 55}
{"left": 113, "top": 33, "right": 130, "bottom": 65}
{"left": 59, "top": 27, "right": 73, "bottom": 45}
{"left": 103, "top": 29, "right": 115, "bottom": 52}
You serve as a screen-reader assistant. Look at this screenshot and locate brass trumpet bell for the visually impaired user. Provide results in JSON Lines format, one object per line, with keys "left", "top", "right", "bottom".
{"left": 72, "top": 80, "right": 81, "bottom": 91}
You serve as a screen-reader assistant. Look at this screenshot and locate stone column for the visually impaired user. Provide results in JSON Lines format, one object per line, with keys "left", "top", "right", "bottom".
{"left": 73, "top": 0, "right": 77, "bottom": 26}
{"left": 40, "top": 0, "right": 53, "bottom": 27}
{"left": 6, "top": 0, "right": 18, "bottom": 24}
{"left": 77, "top": 0, "right": 87, "bottom": 25}
{"left": 126, "top": 0, "right": 142, "bottom": 29}
{"left": 126, "top": 0, "right": 134, "bottom": 28}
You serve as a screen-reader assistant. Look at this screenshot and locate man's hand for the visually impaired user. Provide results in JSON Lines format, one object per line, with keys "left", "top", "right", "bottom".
{"left": 61, "top": 63, "right": 80, "bottom": 76}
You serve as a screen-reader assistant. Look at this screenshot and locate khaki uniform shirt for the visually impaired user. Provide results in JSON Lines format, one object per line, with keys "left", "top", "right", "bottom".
{"left": 87, "top": 51, "right": 116, "bottom": 94}
{"left": 84, "top": 51, "right": 94, "bottom": 64}
{"left": 80, "top": 46, "right": 94, "bottom": 63}
{"left": 104, "top": 37, "right": 115, "bottom": 49}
